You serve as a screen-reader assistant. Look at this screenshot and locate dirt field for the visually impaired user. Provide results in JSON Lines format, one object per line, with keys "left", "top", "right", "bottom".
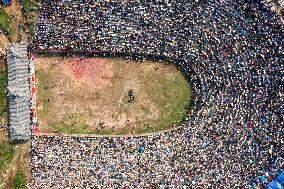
{"left": 36, "top": 55, "right": 192, "bottom": 135}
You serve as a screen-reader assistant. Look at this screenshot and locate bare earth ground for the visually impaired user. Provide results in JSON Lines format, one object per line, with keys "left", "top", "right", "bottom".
{"left": 36, "top": 55, "right": 192, "bottom": 135}
{"left": 0, "top": 33, "right": 8, "bottom": 54}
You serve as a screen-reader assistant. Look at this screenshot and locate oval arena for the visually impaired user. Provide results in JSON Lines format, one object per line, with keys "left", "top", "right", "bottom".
{"left": 26, "top": 0, "right": 284, "bottom": 188}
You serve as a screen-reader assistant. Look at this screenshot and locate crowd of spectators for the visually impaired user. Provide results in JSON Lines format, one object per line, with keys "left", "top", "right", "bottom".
{"left": 29, "top": 0, "right": 283, "bottom": 188}
{"left": 263, "top": 0, "right": 284, "bottom": 23}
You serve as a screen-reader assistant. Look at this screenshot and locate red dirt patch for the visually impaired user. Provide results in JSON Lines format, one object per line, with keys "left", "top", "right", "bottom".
{"left": 58, "top": 57, "right": 114, "bottom": 89}
{"left": 66, "top": 57, "right": 109, "bottom": 79}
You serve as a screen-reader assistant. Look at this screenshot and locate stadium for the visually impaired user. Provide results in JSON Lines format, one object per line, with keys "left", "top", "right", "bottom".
{"left": 1, "top": 0, "right": 283, "bottom": 188}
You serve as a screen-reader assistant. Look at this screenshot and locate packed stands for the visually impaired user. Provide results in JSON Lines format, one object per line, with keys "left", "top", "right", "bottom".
{"left": 29, "top": 0, "right": 284, "bottom": 188}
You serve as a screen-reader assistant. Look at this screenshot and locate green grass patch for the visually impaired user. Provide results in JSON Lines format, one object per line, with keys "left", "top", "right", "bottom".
{"left": 22, "top": 0, "right": 40, "bottom": 34}
{"left": 13, "top": 166, "right": 27, "bottom": 189}
{"left": 0, "top": 9, "right": 12, "bottom": 37}
{"left": 0, "top": 64, "right": 7, "bottom": 122}
{"left": 0, "top": 143, "right": 14, "bottom": 170}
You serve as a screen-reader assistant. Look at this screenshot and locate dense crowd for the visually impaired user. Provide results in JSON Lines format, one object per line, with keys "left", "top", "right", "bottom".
{"left": 29, "top": 0, "right": 284, "bottom": 188}
{"left": 263, "top": 0, "right": 284, "bottom": 23}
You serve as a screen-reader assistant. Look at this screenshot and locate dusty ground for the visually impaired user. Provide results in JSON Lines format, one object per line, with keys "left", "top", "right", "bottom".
{"left": 0, "top": 33, "right": 8, "bottom": 54}
{"left": 36, "top": 55, "right": 192, "bottom": 135}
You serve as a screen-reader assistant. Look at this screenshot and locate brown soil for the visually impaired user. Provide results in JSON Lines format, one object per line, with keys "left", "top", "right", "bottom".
{"left": 0, "top": 33, "right": 8, "bottom": 54}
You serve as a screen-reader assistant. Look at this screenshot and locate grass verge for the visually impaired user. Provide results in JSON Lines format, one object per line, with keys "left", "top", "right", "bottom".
{"left": 0, "top": 9, "right": 12, "bottom": 38}
{"left": 13, "top": 166, "right": 27, "bottom": 189}
{"left": 22, "top": 0, "right": 40, "bottom": 34}
{"left": 0, "top": 143, "right": 14, "bottom": 171}
{"left": 0, "top": 63, "right": 7, "bottom": 121}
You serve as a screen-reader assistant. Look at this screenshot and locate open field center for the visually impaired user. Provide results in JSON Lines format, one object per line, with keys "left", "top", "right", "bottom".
{"left": 36, "top": 55, "right": 192, "bottom": 135}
